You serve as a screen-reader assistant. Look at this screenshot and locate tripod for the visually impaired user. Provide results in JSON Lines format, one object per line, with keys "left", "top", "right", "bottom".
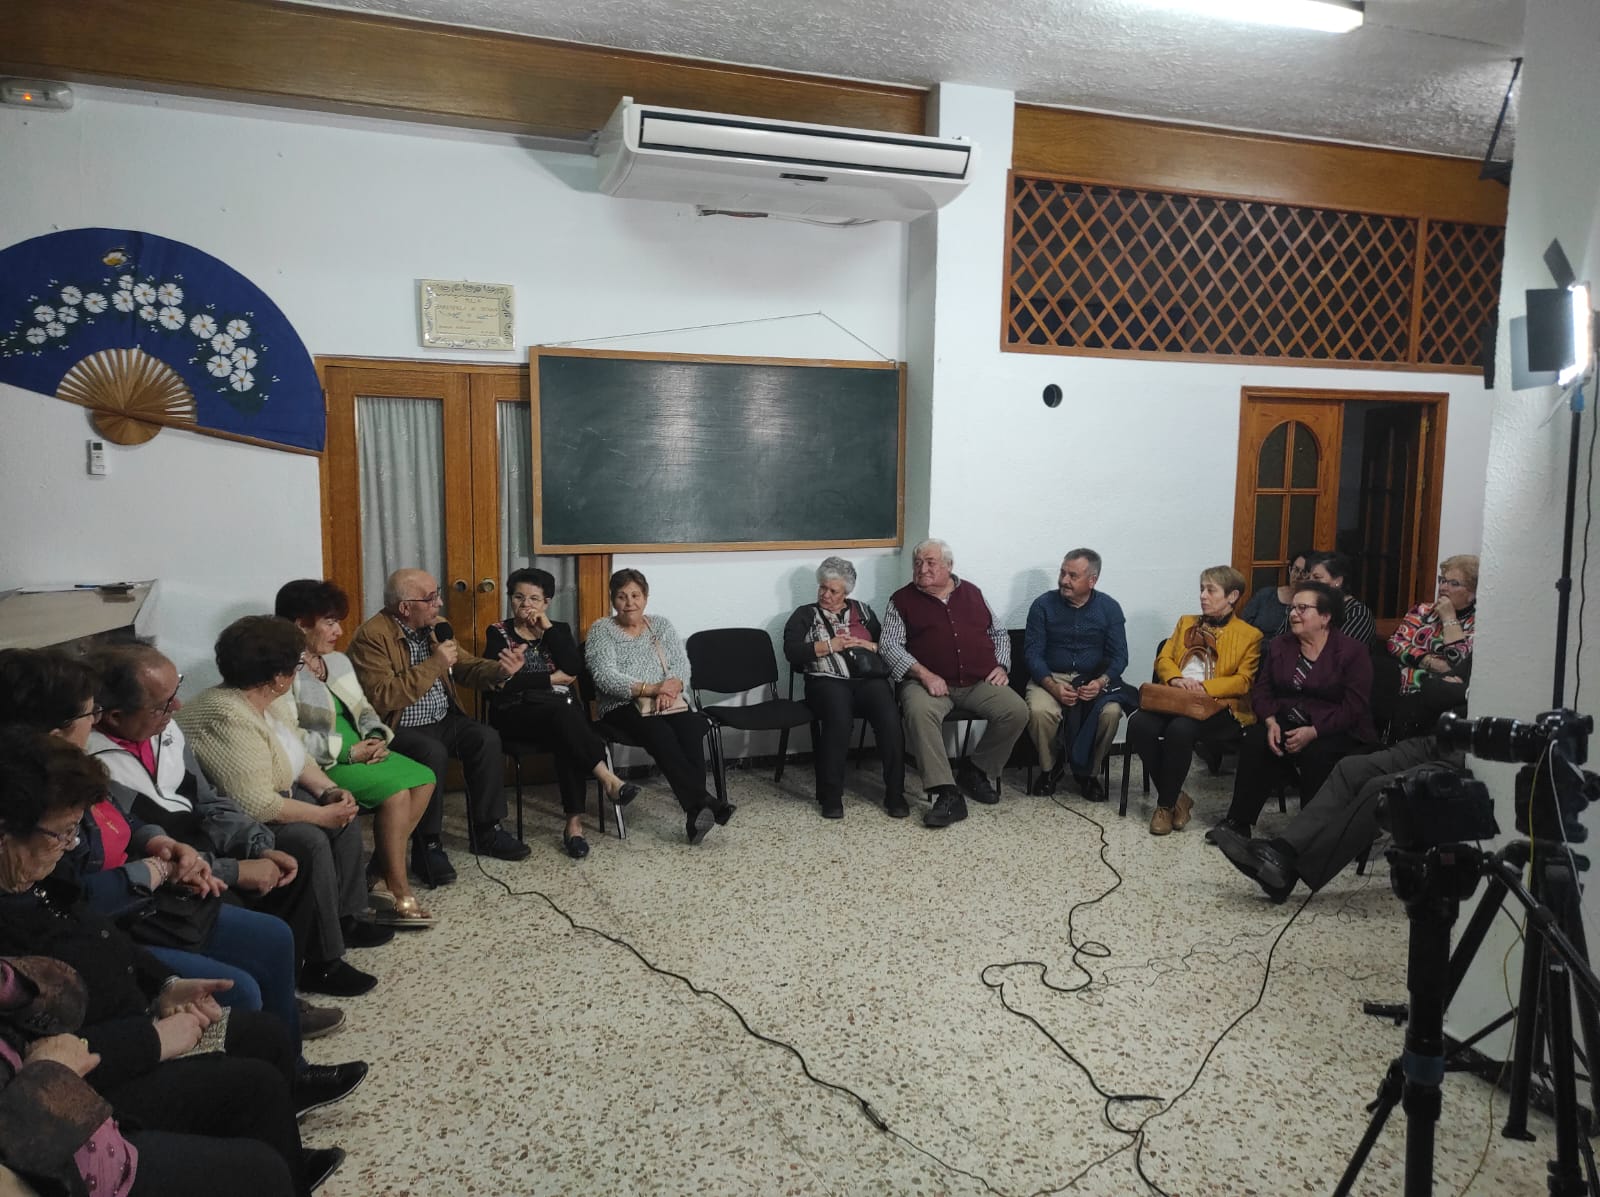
{"left": 1334, "top": 840, "right": 1600, "bottom": 1196}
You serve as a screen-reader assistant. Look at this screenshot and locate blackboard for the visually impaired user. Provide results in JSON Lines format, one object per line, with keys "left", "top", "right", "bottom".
{"left": 531, "top": 348, "right": 905, "bottom": 553}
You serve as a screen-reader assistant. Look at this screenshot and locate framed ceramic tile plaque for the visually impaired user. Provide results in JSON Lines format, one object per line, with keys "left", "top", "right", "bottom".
{"left": 417, "top": 279, "right": 515, "bottom": 350}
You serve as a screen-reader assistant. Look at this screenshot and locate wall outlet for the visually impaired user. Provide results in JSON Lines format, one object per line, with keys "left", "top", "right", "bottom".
{"left": 86, "top": 439, "right": 107, "bottom": 476}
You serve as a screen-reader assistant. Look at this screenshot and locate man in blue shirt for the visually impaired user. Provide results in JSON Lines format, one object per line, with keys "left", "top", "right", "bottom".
{"left": 1022, "top": 549, "right": 1132, "bottom": 800}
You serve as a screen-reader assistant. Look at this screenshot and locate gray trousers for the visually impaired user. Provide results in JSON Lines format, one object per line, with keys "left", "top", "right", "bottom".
{"left": 899, "top": 679, "right": 1029, "bottom": 791}
{"left": 275, "top": 788, "right": 367, "bottom": 963}
{"left": 1280, "top": 736, "right": 1445, "bottom": 891}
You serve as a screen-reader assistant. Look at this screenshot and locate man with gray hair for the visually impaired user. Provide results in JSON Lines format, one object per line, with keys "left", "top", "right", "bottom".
{"left": 1023, "top": 549, "right": 1133, "bottom": 801}
{"left": 880, "top": 539, "right": 1028, "bottom": 828}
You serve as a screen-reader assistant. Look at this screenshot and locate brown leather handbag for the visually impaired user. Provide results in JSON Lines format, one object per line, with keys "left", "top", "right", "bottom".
{"left": 1139, "top": 621, "right": 1224, "bottom": 719}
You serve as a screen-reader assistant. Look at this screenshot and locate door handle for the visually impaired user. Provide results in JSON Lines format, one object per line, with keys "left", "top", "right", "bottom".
{"left": 452, "top": 579, "right": 469, "bottom": 593}
{"left": 478, "top": 578, "right": 496, "bottom": 594}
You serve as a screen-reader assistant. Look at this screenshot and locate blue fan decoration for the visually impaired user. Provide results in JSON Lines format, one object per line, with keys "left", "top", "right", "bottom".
{"left": 0, "top": 228, "right": 323, "bottom": 452}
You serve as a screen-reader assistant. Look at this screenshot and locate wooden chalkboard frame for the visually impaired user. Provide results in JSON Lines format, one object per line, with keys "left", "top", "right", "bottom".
{"left": 530, "top": 347, "right": 906, "bottom": 554}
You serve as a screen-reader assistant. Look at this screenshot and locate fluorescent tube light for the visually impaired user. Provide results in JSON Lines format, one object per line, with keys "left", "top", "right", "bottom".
{"left": 1148, "top": 0, "right": 1364, "bottom": 33}
{"left": 1559, "top": 283, "right": 1593, "bottom": 386}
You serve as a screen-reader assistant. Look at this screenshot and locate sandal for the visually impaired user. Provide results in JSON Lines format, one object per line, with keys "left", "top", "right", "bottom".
{"left": 374, "top": 895, "right": 435, "bottom": 927}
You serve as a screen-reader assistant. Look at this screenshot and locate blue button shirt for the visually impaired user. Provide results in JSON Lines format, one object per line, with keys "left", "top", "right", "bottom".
{"left": 1023, "top": 589, "right": 1129, "bottom": 685}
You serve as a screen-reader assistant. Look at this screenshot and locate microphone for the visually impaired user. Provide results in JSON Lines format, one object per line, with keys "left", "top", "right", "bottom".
{"left": 431, "top": 620, "right": 455, "bottom": 643}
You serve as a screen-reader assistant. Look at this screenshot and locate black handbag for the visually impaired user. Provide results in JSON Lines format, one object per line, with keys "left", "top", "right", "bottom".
{"left": 814, "top": 604, "right": 889, "bottom": 679}
{"left": 120, "top": 887, "right": 222, "bottom": 950}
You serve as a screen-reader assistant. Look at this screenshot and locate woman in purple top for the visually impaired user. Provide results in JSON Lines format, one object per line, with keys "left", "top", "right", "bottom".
{"left": 1213, "top": 581, "right": 1375, "bottom": 839}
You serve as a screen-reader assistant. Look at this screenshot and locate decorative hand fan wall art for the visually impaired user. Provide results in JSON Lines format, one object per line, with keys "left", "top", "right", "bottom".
{"left": 0, "top": 229, "right": 323, "bottom": 452}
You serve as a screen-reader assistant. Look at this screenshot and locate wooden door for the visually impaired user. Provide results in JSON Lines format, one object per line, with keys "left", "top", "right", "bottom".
{"left": 1232, "top": 398, "right": 1343, "bottom": 595}
{"left": 1355, "top": 405, "right": 1442, "bottom": 620}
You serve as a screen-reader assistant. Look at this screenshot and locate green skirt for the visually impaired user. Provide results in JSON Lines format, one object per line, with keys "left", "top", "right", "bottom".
{"left": 325, "top": 704, "right": 434, "bottom": 809}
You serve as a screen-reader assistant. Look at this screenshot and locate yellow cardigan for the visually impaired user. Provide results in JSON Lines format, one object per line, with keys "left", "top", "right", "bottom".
{"left": 1151, "top": 614, "right": 1264, "bottom": 726}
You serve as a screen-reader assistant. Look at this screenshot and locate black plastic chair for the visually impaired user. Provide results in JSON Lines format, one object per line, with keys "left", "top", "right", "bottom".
{"left": 687, "top": 628, "right": 815, "bottom": 805}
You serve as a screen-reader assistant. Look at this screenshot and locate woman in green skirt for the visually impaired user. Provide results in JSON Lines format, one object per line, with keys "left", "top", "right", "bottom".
{"left": 275, "top": 579, "right": 437, "bottom": 927}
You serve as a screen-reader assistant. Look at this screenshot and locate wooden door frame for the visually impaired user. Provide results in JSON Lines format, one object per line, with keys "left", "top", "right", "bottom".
{"left": 1233, "top": 385, "right": 1449, "bottom": 614}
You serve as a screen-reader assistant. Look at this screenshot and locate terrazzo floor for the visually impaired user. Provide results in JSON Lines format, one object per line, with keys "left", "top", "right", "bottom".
{"left": 301, "top": 754, "right": 1560, "bottom": 1197}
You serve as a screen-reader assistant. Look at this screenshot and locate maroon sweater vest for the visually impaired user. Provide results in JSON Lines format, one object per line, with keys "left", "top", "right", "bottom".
{"left": 892, "top": 579, "right": 999, "bottom": 686}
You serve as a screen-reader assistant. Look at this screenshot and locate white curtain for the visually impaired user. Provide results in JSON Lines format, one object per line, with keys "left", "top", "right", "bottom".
{"left": 358, "top": 396, "right": 445, "bottom": 618}
{"left": 497, "top": 403, "right": 575, "bottom": 626}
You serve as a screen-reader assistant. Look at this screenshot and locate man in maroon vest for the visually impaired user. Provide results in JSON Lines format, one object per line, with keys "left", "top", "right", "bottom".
{"left": 880, "top": 539, "right": 1029, "bottom": 827}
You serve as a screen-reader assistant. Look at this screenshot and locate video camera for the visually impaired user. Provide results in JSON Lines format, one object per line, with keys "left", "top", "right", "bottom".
{"left": 1374, "top": 764, "right": 1498, "bottom": 852}
{"left": 1437, "top": 709, "right": 1598, "bottom": 841}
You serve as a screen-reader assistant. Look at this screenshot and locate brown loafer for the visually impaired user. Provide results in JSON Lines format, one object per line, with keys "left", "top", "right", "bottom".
{"left": 1149, "top": 806, "right": 1173, "bottom": 836}
{"left": 1172, "top": 791, "right": 1194, "bottom": 831}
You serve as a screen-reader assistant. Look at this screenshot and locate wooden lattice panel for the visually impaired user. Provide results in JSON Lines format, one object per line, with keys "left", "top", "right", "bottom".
{"left": 1415, "top": 220, "right": 1505, "bottom": 366}
{"left": 1006, "top": 176, "right": 1496, "bottom": 369}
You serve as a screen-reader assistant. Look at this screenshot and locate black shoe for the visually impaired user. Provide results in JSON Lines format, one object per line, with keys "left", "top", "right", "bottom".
{"left": 341, "top": 916, "right": 395, "bottom": 950}
{"left": 820, "top": 796, "right": 844, "bottom": 819}
{"left": 303, "top": 1147, "right": 346, "bottom": 1192}
{"left": 711, "top": 800, "right": 737, "bottom": 826}
{"left": 1029, "top": 772, "right": 1058, "bottom": 797}
{"left": 293, "top": 1061, "right": 368, "bottom": 1118}
{"left": 1204, "top": 817, "right": 1252, "bottom": 845}
{"left": 1212, "top": 828, "right": 1297, "bottom": 903}
{"left": 957, "top": 763, "right": 1000, "bottom": 805}
{"left": 686, "top": 806, "right": 716, "bottom": 845}
{"left": 475, "top": 823, "right": 532, "bottom": 861}
{"left": 561, "top": 833, "right": 590, "bottom": 860}
{"left": 299, "top": 958, "right": 377, "bottom": 998}
{"left": 1080, "top": 775, "right": 1107, "bottom": 803}
{"left": 613, "top": 782, "right": 641, "bottom": 807}
{"left": 410, "top": 836, "right": 457, "bottom": 887}
{"left": 923, "top": 786, "right": 968, "bottom": 828}
{"left": 885, "top": 795, "right": 910, "bottom": 819}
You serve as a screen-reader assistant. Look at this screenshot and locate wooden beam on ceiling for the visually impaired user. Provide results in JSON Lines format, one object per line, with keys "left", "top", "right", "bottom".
{"left": 0, "top": 0, "right": 927, "bottom": 140}
{"left": 1014, "top": 106, "right": 1508, "bottom": 227}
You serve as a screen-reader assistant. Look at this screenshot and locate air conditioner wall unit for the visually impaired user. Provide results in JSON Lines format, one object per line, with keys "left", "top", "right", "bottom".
{"left": 595, "top": 98, "right": 977, "bottom": 222}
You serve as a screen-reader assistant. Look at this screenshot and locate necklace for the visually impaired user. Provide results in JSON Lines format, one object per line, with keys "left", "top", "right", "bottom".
{"left": 307, "top": 654, "right": 328, "bottom": 682}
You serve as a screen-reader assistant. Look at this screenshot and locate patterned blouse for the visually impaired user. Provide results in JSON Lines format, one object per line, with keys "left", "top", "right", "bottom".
{"left": 1387, "top": 601, "right": 1475, "bottom": 692}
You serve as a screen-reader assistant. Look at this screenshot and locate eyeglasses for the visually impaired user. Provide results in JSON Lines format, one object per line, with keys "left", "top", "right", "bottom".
{"left": 34, "top": 823, "right": 81, "bottom": 850}
{"left": 401, "top": 591, "right": 441, "bottom": 605}
{"left": 1437, "top": 577, "right": 1468, "bottom": 589}
{"left": 509, "top": 592, "right": 548, "bottom": 605}
{"left": 294, "top": 657, "right": 308, "bottom": 672}
{"left": 147, "top": 675, "right": 184, "bottom": 716}
{"left": 1288, "top": 603, "right": 1322, "bottom": 614}
{"left": 58, "top": 706, "right": 104, "bottom": 728}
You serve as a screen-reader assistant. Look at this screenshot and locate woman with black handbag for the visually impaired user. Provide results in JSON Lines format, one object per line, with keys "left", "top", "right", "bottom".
{"left": 483, "top": 568, "right": 639, "bottom": 860}
{"left": 782, "top": 557, "right": 906, "bottom": 820}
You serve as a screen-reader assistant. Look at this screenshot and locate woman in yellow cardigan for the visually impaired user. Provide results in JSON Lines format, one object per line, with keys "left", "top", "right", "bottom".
{"left": 1125, "top": 565, "right": 1263, "bottom": 836}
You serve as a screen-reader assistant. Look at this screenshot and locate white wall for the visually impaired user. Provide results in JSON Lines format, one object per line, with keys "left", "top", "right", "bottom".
{"left": 1449, "top": 0, "right": 1600, "bottom": 1044}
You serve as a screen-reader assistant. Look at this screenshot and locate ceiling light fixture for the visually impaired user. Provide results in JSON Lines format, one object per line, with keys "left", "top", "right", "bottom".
{"left": 1149, "top": 0, "right": 1364, "bottom": 34}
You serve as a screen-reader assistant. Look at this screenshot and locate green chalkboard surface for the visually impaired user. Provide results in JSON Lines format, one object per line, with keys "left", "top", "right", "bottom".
{"left": 532, "top": 349, "right": 905, "bottom": 553}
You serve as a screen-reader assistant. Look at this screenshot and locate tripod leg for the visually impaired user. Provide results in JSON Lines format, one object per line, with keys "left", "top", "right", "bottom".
{"left": 1542, "top": 959, "right": 1586, "bottom": 1196}
{"left": 1548, "top": 867, "right": 1600, "bottom": 1116}
{"left": 1333, "top": 1060, "right": 1405, "bottom": 1197}
{"left": 1506, "top": 885, "right": 1552, "bottom": 1140}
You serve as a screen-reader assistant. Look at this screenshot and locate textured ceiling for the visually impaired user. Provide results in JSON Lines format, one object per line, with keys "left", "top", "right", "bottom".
{"left": 285, "top": 0, "right": 1523, "bottom": 157}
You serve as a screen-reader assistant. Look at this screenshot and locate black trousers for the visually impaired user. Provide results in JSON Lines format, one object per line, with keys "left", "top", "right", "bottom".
{"left": 803, "top": 675, "right": 904, "bottom": 805}
{"left": 392, "top": 708, "right": 506, "bottom": 838}
{"left": 1125, "top": 708, "right": 1241, "bottom": 808}
{"left": 490, "top": 698, "right": 607, "bottom": 816}
{"left": 104, "top": 1013, "right": 305, "bottom": 1196}
{"left": 1226, "top": 721, "right": 1364, "bottom": 829}
{"left": 600, "top": 705, "right": 713, "bottom": 812}
{"left": 128, "top": 1129, "right": 296, "bottom": 1197}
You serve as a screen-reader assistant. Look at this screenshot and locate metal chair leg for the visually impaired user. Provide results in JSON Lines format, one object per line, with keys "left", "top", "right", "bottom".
{"left": 707, "top": 724, "right": 729, "bottom": 806}
{"left": 510, "top": 753, "right": 524, "bottom": 842}
{"left": 774, "top": 727, "right": 790, "bottom": 783}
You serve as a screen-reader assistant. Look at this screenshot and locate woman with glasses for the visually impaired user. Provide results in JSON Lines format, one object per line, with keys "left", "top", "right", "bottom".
{"left": 1212, "top": 580, "right": 1375, "bottom": 841}
{"left": 482, "top": 568, "right": 638, "bottom": 860}
{"left": 274, "top": 580, "right": 437, "bottom": 925}
{"left": 176, "top": 617, "right": 379, "bottom": 998}
{"left": 1386, "top": 555, "right": 1479, "bottom": 732}
{"left": 1241, "top": 548, "right": 1310, "bottom": 636}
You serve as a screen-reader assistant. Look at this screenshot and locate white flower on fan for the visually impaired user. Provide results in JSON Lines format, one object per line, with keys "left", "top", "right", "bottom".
{"left": 156, "top": 283, "right": 184, "bottom": 306}
{"left": 158, "top": 306, "right": 184, "bottom": 330}
{"left": 210, "top": 333, "right": 235, "bottom": 354}
{"left": 45, "top": 321, "right": 65, "bottom": 337}
{"left": 229, "top": 367, "right": 255, "bottom": 392}
{"left": 131, "top": 282, "right": 157, "bottom": 305}
{"left": 33, "top": 305, "right": 55, "bottom": 323}
{"left": 206, "top": 354, "right": 233, "bottom": 378}
{"left": 83, "top": 293, "right": 107, "bottom": 314}
{"left": 59, "top": 286, "right": 82, "bottom": 306}
{"left": 225, "top": 318, "right": 251, "bottom": 340}
{"left": 189, "top": 313, "right": 217, "bottom": 339}
{"left": 138, "top": 305, "right": 158, "bottom": 322}
{"left": 230, "top": 346, "right": 258, "bottom": 370}
{"left": 117, "top": 274, "right": 134, "bottom": 289}
{"left": 56, "top": 306, "right": 78, "bottom": 325}
{"left": 24, "top": 327, "right": 47, "bottom": 345}
{"left": 112, "top": 291, "right": 135, "bottom": 313}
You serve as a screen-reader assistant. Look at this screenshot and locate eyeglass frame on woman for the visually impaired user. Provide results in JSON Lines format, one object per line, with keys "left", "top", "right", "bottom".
{"left": 1287, "top": 602, "right": 1324, "bottom": 614}
{"left": 33, "top": 823, "right": 82, "bottom": 849}
{"left": 1437, "top": 576, "right": 1468, "bottom": 589}
{"left": 57, "top": 706, "right": 105, "bottom": 729}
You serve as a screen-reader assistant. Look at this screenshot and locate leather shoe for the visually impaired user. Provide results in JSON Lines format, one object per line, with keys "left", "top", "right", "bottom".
{"left": 923, "top": 786, "right": 968, "bottom": 828}
{"left": 299, "top": 958, "right": 377, "bottom": 998}
{"left": 711, "top": 800, "right": 737, "bottom": 826}
{"left": 1080, "top": 775, "right": 1107, "bottom": 803}
{"left": 294, "top": 1062, "right": 367, "bottom": 1118}
{"left": 1171, "top": 791, "right": 1194, "bottom": 831}
{"left": 304, "top": 1147, "right": 346, "bottom": 1192}
{"left": 1029, "top": 771, "right": 1058, "bottom": 797}
{"left": 1149, "top": 806, "right": 1173, "bottom": 836}
{"left": 884, "top": 795, "right": 910, "bottom": 818}
{"left": 561, "top": 833, "right": 590, "bottom": 860}
{"left": 1204, "top": 817, "right": 1251, "bottom": 845}
{"left": 410, "top": 836, "right": 456, "bottom": 887}
{"left": 1211, "top": 828, "right": 1296, "bottom": 903}
{"left": 297, "top": 999, "right": 344, "bottom": 1041}
{"left": 686, "top": 806, "right": 715, "bottom": 845}
{"left": 475, "top": 823, "right": 531, "bottom": 861}
{"left": 613, "top": 781, "right": 641, "bottom": 807}
{"left": 340, "top": 916, "right": 395, "bottom": 949}
{"left": 957, "top": 763, "right": 1000, "bottom": 805}
{"left": 820, "top": 796, "right": 844, "bottom": 819}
